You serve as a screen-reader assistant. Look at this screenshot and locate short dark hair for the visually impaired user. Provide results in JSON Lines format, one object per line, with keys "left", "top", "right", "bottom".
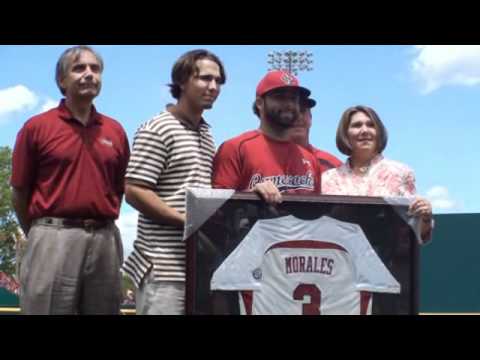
{"left": 55, "top": 45, "right": 103, "bottom": 96}
{"left": 336, "top": 105, "right": 388, "bottom": 156}
{"left": 169, "top": 49, "right": 226, "bottom": 100}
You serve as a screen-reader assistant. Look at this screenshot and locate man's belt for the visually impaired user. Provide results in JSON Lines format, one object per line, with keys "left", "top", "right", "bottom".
{"left": 33, "top": 217, "right": 112, "bottom": 230}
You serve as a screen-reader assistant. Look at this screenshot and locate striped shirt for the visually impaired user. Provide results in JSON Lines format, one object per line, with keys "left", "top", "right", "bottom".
{"left": 122, "top": 111, "right": 215, "bottom": 287}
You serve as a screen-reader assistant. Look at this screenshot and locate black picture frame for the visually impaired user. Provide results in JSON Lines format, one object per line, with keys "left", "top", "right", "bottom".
{"left": 185, "top": 190, "right": 420, "bottom": 315}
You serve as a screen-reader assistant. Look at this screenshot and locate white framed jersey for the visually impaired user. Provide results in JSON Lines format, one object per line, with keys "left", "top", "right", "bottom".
{"left": 211, "top": 215, "right": 401, "bottom": 315}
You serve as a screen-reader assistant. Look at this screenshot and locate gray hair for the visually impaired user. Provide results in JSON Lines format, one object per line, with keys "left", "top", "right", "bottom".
{"left": 55, "top": 45, "right": 104, "bottom": 95}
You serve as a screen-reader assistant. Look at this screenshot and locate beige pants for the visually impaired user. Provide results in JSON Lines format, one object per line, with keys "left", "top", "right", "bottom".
{"left": 136, "top": 270, "right": 185, "bottom": 315}
{"left": 19, "top": 220, "right": 123, "bottom": 315}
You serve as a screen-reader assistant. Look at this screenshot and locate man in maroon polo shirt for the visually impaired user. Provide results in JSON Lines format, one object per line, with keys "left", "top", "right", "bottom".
{"left": 11, "top": 45, "right": 130, "bottom": 314}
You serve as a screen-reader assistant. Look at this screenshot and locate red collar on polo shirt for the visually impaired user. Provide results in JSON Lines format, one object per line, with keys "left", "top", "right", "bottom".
{"left": 57, "top": 99, "right": 103, "bottom": 126}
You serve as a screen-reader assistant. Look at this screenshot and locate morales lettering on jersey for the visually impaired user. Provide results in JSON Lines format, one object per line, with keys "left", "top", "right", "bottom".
{"left": 248, "top": 173, "right": 315, "bottom": 192}
{"left": 285, "top": 256, "right": 334, "bottom": 275}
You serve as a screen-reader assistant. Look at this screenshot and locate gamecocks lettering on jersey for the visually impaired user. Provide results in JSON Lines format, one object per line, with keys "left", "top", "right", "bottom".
{"left": 248, "top": 173, "right": 315, "bottom": 192}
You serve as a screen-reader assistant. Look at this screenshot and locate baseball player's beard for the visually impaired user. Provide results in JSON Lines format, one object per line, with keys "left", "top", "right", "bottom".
{"left": 266, "top": 107, "right": 298, "bottom": 129}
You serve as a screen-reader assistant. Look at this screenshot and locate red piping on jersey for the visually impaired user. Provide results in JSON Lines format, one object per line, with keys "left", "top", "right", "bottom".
{"left": 238, "top": 131, "right": 263, "bottom": 173}
{"left": 241, "top": 291, "right": 254, "bottom": 315}
{"left": 360, "top": 291, "right": 372, "bottom": 315}
{"left": 265, "top": 240, "right": 348, "bottom": 255}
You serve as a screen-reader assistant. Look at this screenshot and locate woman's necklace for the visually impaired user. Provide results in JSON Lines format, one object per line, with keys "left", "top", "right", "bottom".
{"left": 351, "top": 159, "right": 372, "bottom": 175}
{"left": 358, "top": 164, "right": 370, "bottom": 174}
{"left": 351, "top": 154, "right": 381, "bottom": 176}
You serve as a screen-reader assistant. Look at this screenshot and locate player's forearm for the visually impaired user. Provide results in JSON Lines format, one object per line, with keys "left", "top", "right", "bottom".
{"left": 11, "top": 187, "right": 32, "bottom": 236}
{"left": 125, "top": 182, "right": 185, "bottom": 228}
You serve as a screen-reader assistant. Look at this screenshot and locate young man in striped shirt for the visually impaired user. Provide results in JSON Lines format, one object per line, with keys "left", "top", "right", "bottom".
{"left": 122, "top": 49, "right": 226, "bottom": 315}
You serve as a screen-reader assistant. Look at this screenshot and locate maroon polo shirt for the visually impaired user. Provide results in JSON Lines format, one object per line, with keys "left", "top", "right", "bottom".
{"left": 11, "top": 99, "right": 130, "bottom": 220}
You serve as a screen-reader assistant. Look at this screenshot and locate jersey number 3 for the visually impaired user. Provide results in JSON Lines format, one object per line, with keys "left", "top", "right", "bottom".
{"left": 293, "top": 283, "right": 321, "bottom": 315}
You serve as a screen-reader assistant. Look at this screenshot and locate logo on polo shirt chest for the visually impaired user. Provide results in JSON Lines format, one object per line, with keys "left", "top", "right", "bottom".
{"left": 99, "top": 137, "right": 113, "bottom": 147}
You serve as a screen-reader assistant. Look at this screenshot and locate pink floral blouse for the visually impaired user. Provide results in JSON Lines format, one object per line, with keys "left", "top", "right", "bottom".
{"left": 321, "top": 155, "right": 416, "bottom": 198}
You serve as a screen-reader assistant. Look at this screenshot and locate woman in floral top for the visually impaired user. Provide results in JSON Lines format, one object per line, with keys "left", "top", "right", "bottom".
{"left": 322, "top": 105, "right": 433, "bottom": 242}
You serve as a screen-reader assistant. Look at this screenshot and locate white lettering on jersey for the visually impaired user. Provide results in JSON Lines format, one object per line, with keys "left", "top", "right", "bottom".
{"left": 248, "top": 173, "right": 315, "bottom": 192}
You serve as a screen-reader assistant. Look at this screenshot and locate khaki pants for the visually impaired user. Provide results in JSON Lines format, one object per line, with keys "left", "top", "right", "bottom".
{"left": 136, "top": 270, "right": 185, "bottom": 315}
{"left": 19, "top": 220, "right": 123, "bottom": 315}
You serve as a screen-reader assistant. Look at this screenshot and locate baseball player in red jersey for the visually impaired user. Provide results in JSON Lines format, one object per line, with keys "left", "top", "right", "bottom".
{"left": 212, "top": 70, "right": 321, "bottom": 203}
{"left": 289, "top": 97, "right": 343, "bottom": 174}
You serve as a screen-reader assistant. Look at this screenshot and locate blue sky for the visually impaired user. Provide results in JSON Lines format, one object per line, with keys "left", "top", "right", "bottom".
{"left": 1, "top": 45, "right": 478, "bottom": 255}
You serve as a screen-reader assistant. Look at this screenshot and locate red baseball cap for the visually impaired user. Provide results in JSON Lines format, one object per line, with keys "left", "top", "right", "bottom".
{"left": 256, "top": 70, "right": 311, "bottom": 98}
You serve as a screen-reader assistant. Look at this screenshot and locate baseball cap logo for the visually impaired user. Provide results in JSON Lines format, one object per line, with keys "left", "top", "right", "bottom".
{"left": 281, "top": 72, "right": 295, "bottom": 85}
{"left": 256, "top": 70, "right": 310, "bottom": 97}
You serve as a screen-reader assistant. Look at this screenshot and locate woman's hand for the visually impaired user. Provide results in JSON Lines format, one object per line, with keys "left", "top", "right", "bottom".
{"left": 409, "top": 196, "right": 433, "bottom": 222}
{"left": 409, "top": 196, "right": 433, "bottom": 243}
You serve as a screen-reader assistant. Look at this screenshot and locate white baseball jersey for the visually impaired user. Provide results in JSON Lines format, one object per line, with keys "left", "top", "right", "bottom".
{"left": 211, "top": 215, "right": 400, "bottom": 315}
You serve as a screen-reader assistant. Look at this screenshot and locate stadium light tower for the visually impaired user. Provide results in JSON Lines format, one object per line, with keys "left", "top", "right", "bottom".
{"left": 267, "top": 50, "right": 313, "bottom": 76}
